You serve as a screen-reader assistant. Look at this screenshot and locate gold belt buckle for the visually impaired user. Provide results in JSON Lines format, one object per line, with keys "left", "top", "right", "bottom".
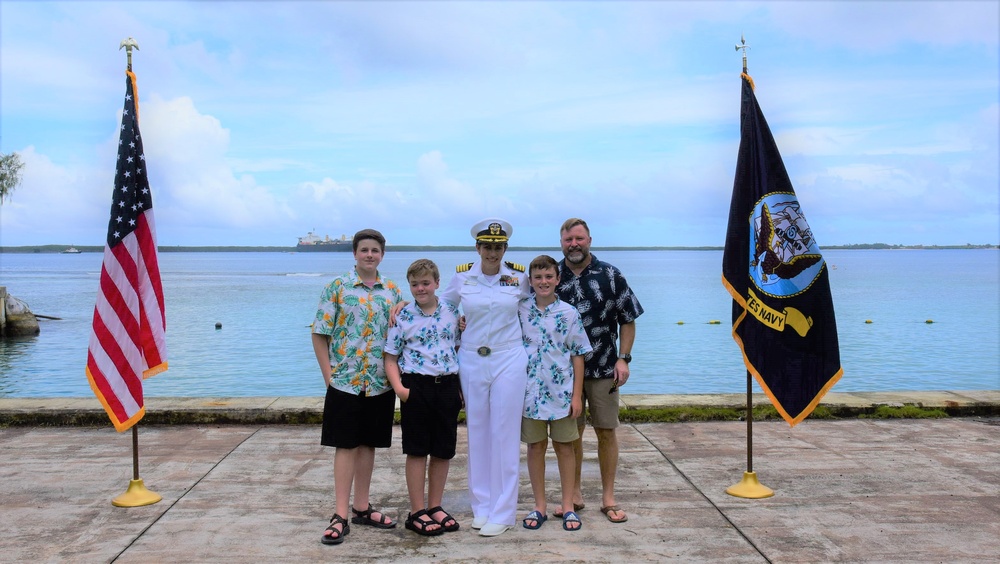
{"left": 477, "top": 346, "right": 491, "bottom": 357}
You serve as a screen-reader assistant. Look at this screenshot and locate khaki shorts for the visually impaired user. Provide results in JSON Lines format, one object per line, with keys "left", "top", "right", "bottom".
{"left": 576, "top": 378, "right": 620, "bottom": 429}
{"left": 521, "top": 416, "right": 580, "bottom": 444}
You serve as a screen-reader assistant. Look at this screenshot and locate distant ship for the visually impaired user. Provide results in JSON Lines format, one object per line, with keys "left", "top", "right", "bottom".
{"left": 61, "top": 246, "right": 82, "bottom": 254}
{"left": 296, "top": 231, "right": 352, "bottom": 252}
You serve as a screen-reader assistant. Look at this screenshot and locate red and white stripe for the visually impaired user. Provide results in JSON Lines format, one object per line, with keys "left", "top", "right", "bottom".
{"left": 86, "top": 210, "right": 167, "bottom": 432}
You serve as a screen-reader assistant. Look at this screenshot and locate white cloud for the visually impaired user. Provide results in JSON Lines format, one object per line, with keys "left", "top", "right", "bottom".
{"left": 0, "top": 146, "right": 109, "bottom": 246}
{"left": 1, "top": 1, "right": 997, "bottom": 247}
{"left": 135, "top": 95, "right": 295, "bottom": 235}
{"left": 416, "top": 151, "right": 481, "bottom": 213}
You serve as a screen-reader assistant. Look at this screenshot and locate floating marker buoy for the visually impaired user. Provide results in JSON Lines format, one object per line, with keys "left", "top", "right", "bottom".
{"left": 215, "top": 322, "right": 222, "bottom": 329}
{"left": 676, "top": 321, "right": 684, "bottom": 325}
{"left": 865, "top": 320, "right": 873, "bottom": 324}
{"left": 925, "top": 319, "right": 934, "bottom": 324}
{"left": 708, "top": 320, "right": 721, "bottom": 325}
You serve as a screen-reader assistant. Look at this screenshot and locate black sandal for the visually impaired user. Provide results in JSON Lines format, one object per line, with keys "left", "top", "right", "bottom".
{"left": 321, "top": 514, "right": 350, "bottom": 545}
{"left": 404, "top": 509, "right": 444, "bottom": 537}
{"left": 427, "top": 505, "right": 460, "bottom": 532}
{"left": 351, "top": 503, "right": 396, "bottom": 529}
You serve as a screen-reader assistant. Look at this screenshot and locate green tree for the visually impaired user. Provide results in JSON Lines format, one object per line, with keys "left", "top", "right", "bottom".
{"left": 0, "top": 152, "right": 25, "bottom": 204}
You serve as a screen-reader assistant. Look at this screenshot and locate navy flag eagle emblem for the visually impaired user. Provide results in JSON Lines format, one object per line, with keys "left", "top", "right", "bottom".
{"left": 722, "top": 74, "right": 843, "bottom": 427}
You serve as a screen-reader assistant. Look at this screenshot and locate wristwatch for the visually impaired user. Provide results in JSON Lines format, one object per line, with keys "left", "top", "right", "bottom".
{"left": 618, "top": 353, "right": 632, "bottom": 364}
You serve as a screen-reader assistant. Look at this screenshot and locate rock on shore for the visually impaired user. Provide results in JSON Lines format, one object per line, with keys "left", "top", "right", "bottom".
{"left": 2, "top": 293, "right": 39, "bottom": 337}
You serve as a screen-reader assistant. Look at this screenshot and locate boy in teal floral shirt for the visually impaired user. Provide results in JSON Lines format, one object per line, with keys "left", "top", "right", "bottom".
{"left": 385, "top": 259, "right": 463, "bottom": 537}
{"left": 312, "top": 229, "right": 402, "bottom": 545}
{"left": 518, "top": 255, "right": 592, "bottom": 532}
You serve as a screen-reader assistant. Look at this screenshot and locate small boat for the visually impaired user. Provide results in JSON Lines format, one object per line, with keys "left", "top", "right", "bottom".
{"left": 61, "top": 246, "right": 82, "bottom": 254}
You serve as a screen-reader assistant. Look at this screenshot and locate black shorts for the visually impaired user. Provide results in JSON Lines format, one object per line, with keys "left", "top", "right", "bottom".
{"left": 399, "top": 373, "right": 462, "bottom": 459}
{"left": 320, "top": 386, "right": 395, "bottom": 449}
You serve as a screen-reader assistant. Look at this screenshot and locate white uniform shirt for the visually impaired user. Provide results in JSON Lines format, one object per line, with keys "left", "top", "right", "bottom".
{"left": 441, "top": 260, "right": 529, "bottom": 350}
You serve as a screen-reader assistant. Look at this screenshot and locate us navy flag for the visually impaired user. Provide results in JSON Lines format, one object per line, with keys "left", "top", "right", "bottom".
{"left": 722, "top": 73, "right": 843, "bottom": 427}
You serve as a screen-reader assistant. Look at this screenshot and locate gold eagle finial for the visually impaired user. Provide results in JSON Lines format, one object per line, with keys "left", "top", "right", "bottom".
{"left": 119, "top": 37, "right": 140, "bottom": 71}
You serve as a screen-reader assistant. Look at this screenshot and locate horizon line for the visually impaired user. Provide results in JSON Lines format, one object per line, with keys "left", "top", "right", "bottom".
{"left": 1, "top": 243, "right": 998, "bottom": 254}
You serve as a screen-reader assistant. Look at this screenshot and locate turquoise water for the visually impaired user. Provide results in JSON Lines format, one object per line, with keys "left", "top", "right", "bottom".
{"left": 0, "top": 249, "right": 997, "bottom": 397}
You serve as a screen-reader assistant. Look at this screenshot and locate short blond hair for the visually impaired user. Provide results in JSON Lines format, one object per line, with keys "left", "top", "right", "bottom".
{"left": 406, "top": 258, "right": 440, "bottom": 282}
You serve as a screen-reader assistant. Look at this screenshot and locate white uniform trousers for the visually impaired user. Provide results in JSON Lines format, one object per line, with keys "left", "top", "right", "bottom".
{"left": 458, "top": 345, "right": 528, "bottom": 527}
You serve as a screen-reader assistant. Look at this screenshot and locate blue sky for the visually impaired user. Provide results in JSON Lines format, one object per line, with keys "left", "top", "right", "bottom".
{"left": 1, "top": 1, "right": 997, "bottom": 247}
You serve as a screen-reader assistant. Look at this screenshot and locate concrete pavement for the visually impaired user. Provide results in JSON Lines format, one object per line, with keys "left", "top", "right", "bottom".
{"left": 0, "top": 393, "right": 998, "bottom": 562}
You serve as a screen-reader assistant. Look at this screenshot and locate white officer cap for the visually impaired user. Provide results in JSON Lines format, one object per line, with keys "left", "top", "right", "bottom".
{"left": 471, "top": 218, "right": 513, "bottom": 243}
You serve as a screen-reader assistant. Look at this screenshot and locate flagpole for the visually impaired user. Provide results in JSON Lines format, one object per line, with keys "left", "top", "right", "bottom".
{"left": 725, "top": 35, "right": 773, "bottom": 499}
{"left": 109, "top": 37, "right": 161, "bottom": 508}
{"left": 746, "top": 370, "right": 752, "bottom": 473}
{"left": 726, "top": 371, "right": 773, "bottom": 498}
{"left": 132, "top": 425, "right": 140, "bottom": 479}
{"left": 113, "top": 425, "right": 161, "bottom": 506}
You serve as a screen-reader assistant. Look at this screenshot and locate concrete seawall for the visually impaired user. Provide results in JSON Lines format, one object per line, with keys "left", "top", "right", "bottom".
{"left": 2, "top": 390, "right": 997, "bottom": 426}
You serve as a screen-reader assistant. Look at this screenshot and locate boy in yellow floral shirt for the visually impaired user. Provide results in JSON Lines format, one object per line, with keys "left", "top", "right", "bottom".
{"left": 312, "top": 228, "right": 403, "bottom": 545}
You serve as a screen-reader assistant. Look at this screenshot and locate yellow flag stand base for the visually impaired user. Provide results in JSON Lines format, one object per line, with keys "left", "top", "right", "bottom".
{"left": 112, "top": 478, "right": 162, "bottom": 507}
{"left": 726, "top": 372, "right": 775, "bottom": 499}
{"left": 726, "top": 471, "right": 774, "bottom": 499}
{"left": 111, "top": 426, "right": 161, "bottom": 507}
{"left": 111, "top": 478, "right": 163, "bottom": 507}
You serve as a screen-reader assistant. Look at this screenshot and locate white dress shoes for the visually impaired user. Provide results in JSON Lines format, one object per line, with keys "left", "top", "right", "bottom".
{"left": 478, "top": 522, "right": 511, "bottom": 537}
{"left": 471, "top": 516, "right": 488, "bottom": 530}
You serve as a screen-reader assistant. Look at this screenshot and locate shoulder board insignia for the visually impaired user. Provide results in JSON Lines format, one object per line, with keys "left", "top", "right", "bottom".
{"left": 456, "top": 263, "right": 473, "bottom": 273}
{"left": 505, "top": 261, "right": 525, "bottom": 272}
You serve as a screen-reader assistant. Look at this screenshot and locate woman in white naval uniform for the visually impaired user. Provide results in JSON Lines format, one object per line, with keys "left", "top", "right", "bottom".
{"left": 440, "top": 218, "right": 529, "bottom": 537}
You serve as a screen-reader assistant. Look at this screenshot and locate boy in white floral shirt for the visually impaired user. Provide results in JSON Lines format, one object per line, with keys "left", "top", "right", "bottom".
{"left": 385, "top": 259, "right": 463, "bottom": 537}
{"left": 518, "top": 255, "right": 592, "bottom": 532}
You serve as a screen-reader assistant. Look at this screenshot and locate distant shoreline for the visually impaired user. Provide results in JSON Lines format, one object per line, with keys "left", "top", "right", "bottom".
{"left": 1, "top": 243, "right": 997, "bottom": 254}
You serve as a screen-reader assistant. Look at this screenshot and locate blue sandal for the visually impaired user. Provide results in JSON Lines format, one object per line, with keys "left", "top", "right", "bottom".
{"left": 522, "top": 510, "right": 548, "bottom": 530}
{"left": 562, "top": 510, "right": 582, "bottom": 531}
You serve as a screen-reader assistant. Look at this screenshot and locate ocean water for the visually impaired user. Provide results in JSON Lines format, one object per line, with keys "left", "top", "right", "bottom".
{"left": 0, "top": 249, "right": 997, "bottom": 397}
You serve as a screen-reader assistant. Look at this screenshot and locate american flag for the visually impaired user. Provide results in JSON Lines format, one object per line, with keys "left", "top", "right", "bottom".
{"left": 85, "top": 71, "right": 167, "bottom": 432}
